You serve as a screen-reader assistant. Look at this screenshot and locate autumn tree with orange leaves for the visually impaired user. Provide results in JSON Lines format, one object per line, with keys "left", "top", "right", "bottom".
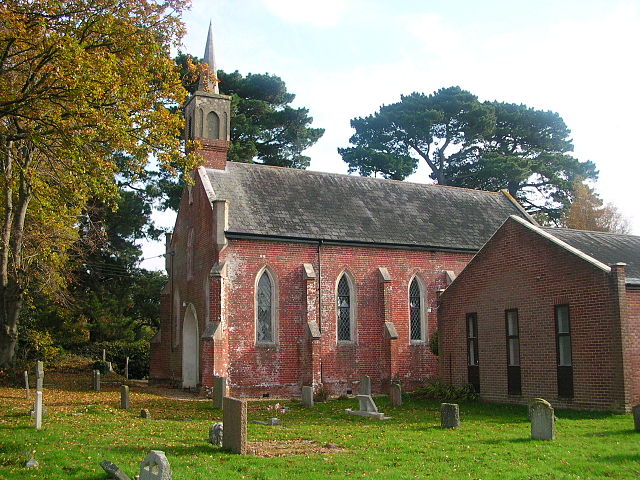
{"left": 0, "top": 0, "right": 197, "bottom": 367}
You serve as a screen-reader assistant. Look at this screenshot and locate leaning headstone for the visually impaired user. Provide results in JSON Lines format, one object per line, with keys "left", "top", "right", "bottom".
{"left": 302, "top": 386, "right": 314, "bottom": 408}
{"left": 345, "top": 394, "right": 390, "bottom": 420}
{"left": 120, "top": 385, "right": 130, "bottom": 410}
{"left": 213, "top": 376, "right": 226, "bottom": 409}
{"left": 209, "top": 422, "right": 223, "bottom": 446}
{"left": 93, "top": 370, "right": 101, "bottom": 392}
{"left": 222, "top": 397, "right": 247, "bottom": 454}
{"left": 24, "top": 371, "right": 30, "bottom": 400}
{"left": 139, "top": 450, "right": 171, "bottom": 480}
{"left": 632, "top": 405, "right": 640, "bottom": 432}
{"left": 390, "top": 383, "right": 402, "bottom": 406}
{"left": 100, "top": 460, "right": 131, "bottom": 480}
{"left": 35, "top": 361, "right": 44, "bottom": 392}
{"left": 358, "top": 375, "right": 371, "bottom": 396}
{"left": 125, "top": 356, "right": 129, "bottom": 379}
{"left": 530, "top": 398, "right": 555, "bottom": 440}
{"left": 441, "top": 403, "right": 460, "bottom": 428}
{"left": 34, "top": 391, "right": 43, "bottom": 430}
{"left": 140, "top": 409, "right": 150, "bottom": 419}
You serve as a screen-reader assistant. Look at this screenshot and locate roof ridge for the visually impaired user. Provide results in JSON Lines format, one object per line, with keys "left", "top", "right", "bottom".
{"left": 542, "top": 225, "right": 640, "bottom": 239}
{"left": 214, "top": 161, "right": 503, "bottom": 196}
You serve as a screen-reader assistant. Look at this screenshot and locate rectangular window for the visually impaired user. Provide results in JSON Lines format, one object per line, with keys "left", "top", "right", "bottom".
{"left": 555, "top": 304, "right": 574, "bottom": 398}
{"left": 467, "top": 313, "right": 480, "bottom": 393}
{"left": 505, "top": 309, "right": 522, "bottom": 395}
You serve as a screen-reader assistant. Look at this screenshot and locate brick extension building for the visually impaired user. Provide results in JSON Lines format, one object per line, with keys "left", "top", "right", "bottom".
{"left": 148, "top": 26, "right": 531, "bottom": 397}
{"left": 438, "top": 215, "right": 640, "bottom": 412}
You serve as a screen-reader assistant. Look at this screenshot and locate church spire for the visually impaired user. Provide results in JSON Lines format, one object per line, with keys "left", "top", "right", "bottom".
{"left": 199, "top": 20, "right": 219, "bottom": 93}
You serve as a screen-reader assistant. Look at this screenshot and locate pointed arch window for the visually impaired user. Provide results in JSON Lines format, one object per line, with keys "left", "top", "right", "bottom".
{"left": 207, "top": 111, "right": 220, "bottom": 140}
{"left": 256, "top": 269, "right": 277, "bottom": 344}
{"left": 409, "top": 278, "right": 423, "bottom": 341}
{"left": 337, "top": 273, "right": 355, "bottom": 342}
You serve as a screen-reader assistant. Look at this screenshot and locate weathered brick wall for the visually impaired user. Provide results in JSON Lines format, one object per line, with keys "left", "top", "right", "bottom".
{"left": 220, "top": 239, "right": 471, "bottom": 397}
{"left": 624, "top": 287, "right": 640, "bottom": 408}
{"left": 149, "top": 168, "right": 218, "bottom": 387}
{"left": 439, "top": 219, "right": 629, "bottom": 411}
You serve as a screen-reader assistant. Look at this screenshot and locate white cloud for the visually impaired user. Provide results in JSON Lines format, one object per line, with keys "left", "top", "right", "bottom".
{"left": 405, "top": 13, "right": 463, "bottom": 55}
{"left": 261, "top": 0, "right": 350, "bottom": 27}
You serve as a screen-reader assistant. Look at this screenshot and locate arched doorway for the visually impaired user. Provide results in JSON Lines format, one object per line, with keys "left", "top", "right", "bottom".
{"left": 182, "top": 304, "right": 199, "bottom": 388}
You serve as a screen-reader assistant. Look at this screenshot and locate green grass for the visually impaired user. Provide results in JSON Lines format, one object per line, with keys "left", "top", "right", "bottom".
{"left": 0, "top": 380, "right": 638, "bottom": 479}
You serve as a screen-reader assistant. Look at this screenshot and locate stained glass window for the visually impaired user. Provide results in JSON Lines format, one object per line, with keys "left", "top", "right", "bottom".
{"left": 409, "top": 278, "right": 422, "bottom": 341}
{"left": 256, "top": 271, "right": 273, "bottom": 343}
{"left": 337, "top": 275, "right": 351, "bottom": 341}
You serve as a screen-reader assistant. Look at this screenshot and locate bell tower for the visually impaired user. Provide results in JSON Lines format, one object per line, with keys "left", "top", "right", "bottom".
{"left": 184, "top": 21, "right": 232, "bottom": 170}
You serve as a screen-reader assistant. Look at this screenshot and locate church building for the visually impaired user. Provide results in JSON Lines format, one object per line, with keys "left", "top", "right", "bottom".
{"left": 148, "top": 25, "right": 533, "bottom": 397}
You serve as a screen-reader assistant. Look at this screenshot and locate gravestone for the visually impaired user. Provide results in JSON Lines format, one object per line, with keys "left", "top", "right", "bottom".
{"left": 302, "top": 386, "right": 314, "bottom": 407}
{"left": 213, "top": 376, "right": 226, "bottom": 409}
{"left": 530, "top": 398, "right": 555, "bottom": 440}
{"left": 120, "top": 385, "right": 130, "bottom": 410}
{"left": 139, "top": 450, "right": 171, "bottom": 480}
{"left": 100, "top": 460, "right": 131, "bottom": 480}
{"left": 24, "top": 457, "right": 39, "bottom": 468}
{"left": 209, "top": 422, "right": 223, "bottom": 446}
{"left": 633, "top": 405, "right": 640, "bottom": 432}
{"left": 34, "top": 391, "right": 43, "bottom": 430}
{"left": 125, "top": 357, "right": 129, "bottom": 379}
{"left": 93, "top": 370, "right": 101, "bottom": 392}
{"left": 102, "top": 349, "right": 106, "bottom": 362}
{"left": 359, "top": 375, "right": 371, "bottom": 396}
{"left": 24, "top": 371, "right": 30, "bottom": 400}
{"left": 345, "top": 395, "right": 390, "bottom": 420}
{"left": 140, "top": 409, "right": 150, "bottom": 419}
{"left": 441, "top": 403, "right": 460, "bottom": 428}
{"left": 222, "top": 397, "right": 247, "bottom": 454}
{"left": 35, "top": 361, "right": 44, "bottom": 392}
{"left": 390, "top": 383, "right": 402, "bottom": 406}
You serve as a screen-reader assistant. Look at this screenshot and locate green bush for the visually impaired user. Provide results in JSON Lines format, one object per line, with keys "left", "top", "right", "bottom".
{"left": 70, "top": 340, "right": 149, "bottom": 379}
{"left": 412, "top": 380, "right": 478, "bottom": 402}
{"left": 91, "top": 360, "right": 110, "bottom": 374}
{"left": 429, "top": 329, "right": 439, "bottom": 356}
{"left": 15, "top": 329, "right": 63, "bottom": 367}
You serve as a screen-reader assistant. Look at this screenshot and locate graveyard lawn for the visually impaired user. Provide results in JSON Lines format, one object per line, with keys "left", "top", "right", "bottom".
{"left": 0, "top": 378, "right": 638, "bottom": 479}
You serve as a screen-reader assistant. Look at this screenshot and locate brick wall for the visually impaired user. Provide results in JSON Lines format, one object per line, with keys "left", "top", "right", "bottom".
{"left": 439, "top": 218, "right": 633, "bottom": 411}
{"left": 220, "top": 239, "right": 472, "bottom": 397}
{"left": 624, "top": 287, "right": 640, "bottom": 408}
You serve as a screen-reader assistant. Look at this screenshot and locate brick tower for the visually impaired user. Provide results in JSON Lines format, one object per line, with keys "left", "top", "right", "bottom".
{"left": 183, "top": 21, "right": 231, "bottom": 170}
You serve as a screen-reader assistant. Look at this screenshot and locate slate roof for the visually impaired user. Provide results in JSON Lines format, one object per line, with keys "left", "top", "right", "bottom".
{"left": 206, "top": 162, "right": 531, "bottom": 252}
{"left": 541, "top": 227, "right": 640, "bottom": 285}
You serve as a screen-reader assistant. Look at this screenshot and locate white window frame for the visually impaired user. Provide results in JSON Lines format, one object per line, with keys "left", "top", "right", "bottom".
{"left": 336, "top": 271, "right": 357, "bottom": 344}
{"left": 408, "top": 275, "right": 427, "bottom": 344}
{"left": 255, "top": 266, "right": 278, "bottom": 345}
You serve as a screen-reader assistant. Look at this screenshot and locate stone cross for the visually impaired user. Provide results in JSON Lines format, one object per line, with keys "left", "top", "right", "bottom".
{"left": 390, "top": 383, "right": 402, "bottom": 406}
{"left": 358, "top": 375, "right": 371, "bottom": 396}
{"left": 209, "top": 422, "right": 223, "bottom": 446}
{"left": 35, "top": 361, "right": 44, "bottom": 392}
{"left": 120, "top": 385, "right": 130, "bottom": 410}
{"left": 24, "top": 371, "right": 30, "bottom": 400}
{"left": 139, "top": 450, "right": 171, "bottom": 480}
{"left": 93, "top": 370, "right": 101, "bottom": 392}
{"left": 632, "top": 405, "right": 640, "bottom": 432}
{"left": 302, "top": 386, "right": 314, "bottom": 408}
{"left": 34, "top": 391, "right": 43, "bottom": 430}
{"left": 212, "top": 376, "right": 227, "bottom": 410}
{"left": 222, "top": 397, "right": 247, "bottom": 454}
{"left": 125, "top": 357, "right": 129, "bottom": 379}
{"left": 530, "top": 398, "right": 555, "bottom": 440}
{"left": 441, "top": 403, "right": 460, "bottom": 428}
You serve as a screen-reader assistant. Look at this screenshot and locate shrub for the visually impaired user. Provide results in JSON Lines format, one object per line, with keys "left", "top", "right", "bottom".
{"left": 92, "top": 360, "right": 110, "bottom": 374}
{"left": 69, "top": 340, "right": 149, "bottom": 379}
{"left": 15, "top": 329, "right": 63, "bottom": 367}
{"left": 412, "top": 380, "right": 478, "bottom": 402}
{"left": 429, "top": 329, "right": 439, "bottom": 356}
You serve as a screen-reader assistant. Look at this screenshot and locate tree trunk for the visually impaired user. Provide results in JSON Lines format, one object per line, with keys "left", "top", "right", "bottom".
{"left": 0, "top": 280, "right": 23, "bottom": 368}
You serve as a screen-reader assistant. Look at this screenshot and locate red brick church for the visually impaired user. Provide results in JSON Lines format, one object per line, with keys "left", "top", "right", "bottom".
{"left": 148, "top": 25, "right": 532, "bottom": 396}
{"left": 150, "top": 25, "right": 639, "bottom": 410}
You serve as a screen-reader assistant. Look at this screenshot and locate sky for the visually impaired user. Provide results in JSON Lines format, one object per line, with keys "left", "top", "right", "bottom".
{"left": 140, "top": 0, "right": 640, "bottom": 270}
